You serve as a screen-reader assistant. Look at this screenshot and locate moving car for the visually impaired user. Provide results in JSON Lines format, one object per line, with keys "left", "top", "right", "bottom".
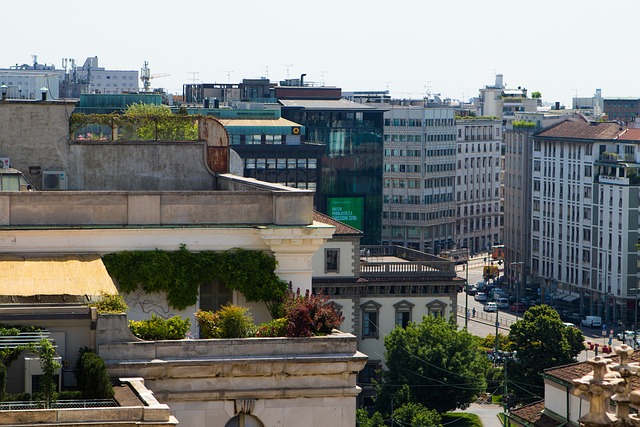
{"left": 484, "top": 302, "right": 498, "bottom": 312}
{"left": 509, "top": 302, "right": 526, "bottom": 313}
{"left": 475, "top": 292, "right": 487, "bottom": 302}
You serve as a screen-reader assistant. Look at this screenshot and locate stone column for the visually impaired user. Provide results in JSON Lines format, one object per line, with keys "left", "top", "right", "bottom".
{"left": 573, "top": 356, "right": 624, "bottom": 427}
{"left": 610, "top": 345, "right": 639, "bottom": 422}
{"left": 259, "top": 224, "right": 334, "bottom": 294}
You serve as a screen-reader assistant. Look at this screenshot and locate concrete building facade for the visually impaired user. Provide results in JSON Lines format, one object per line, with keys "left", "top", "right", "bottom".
{"left": 455, "top": 117, "right": 503, "bottom": 254}
{"left": 382, "top": 105, "right": 457, "bottom": 254}
{"left": 531, "top": 118, "right": 640, "bottom": 325}
{"left": 0, "top": 98, "right": 365, "bottom": 427}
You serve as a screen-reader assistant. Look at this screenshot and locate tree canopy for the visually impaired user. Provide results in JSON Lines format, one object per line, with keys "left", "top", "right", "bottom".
{"left": 507, "top": 305, "right": 584, "bottom": 402}
{"left": 376, "top": 315, "right": 490, "bottom": 414}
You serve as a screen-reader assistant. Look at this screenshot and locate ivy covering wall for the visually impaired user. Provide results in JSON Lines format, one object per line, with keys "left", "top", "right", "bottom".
{"left": 102, "top": 246, "right": 288, "bottom": 312}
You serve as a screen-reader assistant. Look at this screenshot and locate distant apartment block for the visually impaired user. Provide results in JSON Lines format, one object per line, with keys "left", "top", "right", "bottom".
{"left": 455, "top": 117, "right": 503, "bottom": 254}
{"left": 382, "top": 104, "right": 456, "bottom": 254}
{"left": 572, "top": 88, "right": 603, "bottom": 117}
{"left": 603, "top": 97, "right": 640, "bottom": 124}
{"left": 477, "top": 74, "right": 538, "bottom": 126}
{"left": 531, "top": 117, "right": 640, "bottom": 325}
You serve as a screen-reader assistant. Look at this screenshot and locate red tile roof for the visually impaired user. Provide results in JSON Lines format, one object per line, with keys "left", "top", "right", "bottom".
{"left": 513, "top": 350, "right": 640, "bottom": 426}
{"left": 313, "top": 211, "right": 363, "bottom": 235}
{"left": 536, "top": 117, "right": 626, "bottom": 140}
{"left": 509, "top": 401, "right": 563, "bottom": 427}
{"left": 617, "top": 128, "right": 640, "bottom": 141}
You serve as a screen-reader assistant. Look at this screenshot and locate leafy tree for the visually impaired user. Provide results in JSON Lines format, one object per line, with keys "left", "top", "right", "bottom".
{"left": 376, "top": 316, "right": 490, "bottom": 414}
{"left": 356, "top": 409, "right": 386, "bottom": 427}
{"left": 507, "top": 305, "right": 584, "bottom": 402}
{"left": 392, "top": 402, "right": 442, "bottom": 427}
{"left": 531, "top": 91, "right": 542, "bottom": 99}
{"left": 35, "top": 339, "right": 61, "bottom": 407}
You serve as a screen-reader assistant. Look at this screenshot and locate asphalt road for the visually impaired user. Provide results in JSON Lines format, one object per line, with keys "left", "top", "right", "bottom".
{"left": 455, "top": 258, "right": 610, "bottom": 362}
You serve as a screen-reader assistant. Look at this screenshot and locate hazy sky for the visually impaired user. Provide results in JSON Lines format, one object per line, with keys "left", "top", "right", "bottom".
{"left": 4, "top": 0, "right": 637, "bottom": 106}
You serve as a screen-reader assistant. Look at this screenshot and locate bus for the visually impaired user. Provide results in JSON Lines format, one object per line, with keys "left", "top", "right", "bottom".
{"left": 439, "top": 248, "right": 469, "bottom": 264}
{"left": 491, "top": 245, "right": 505, "bottom": 260}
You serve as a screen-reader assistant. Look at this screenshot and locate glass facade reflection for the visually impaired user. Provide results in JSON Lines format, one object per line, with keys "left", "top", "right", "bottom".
{"left": 282, "top": 108, "right": 384, "bottom": 244}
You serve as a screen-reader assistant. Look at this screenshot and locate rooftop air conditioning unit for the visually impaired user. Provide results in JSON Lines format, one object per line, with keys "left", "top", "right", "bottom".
{"left": 0, "top": 158, "right": 10, "bottom": 168}
{"left": 42, "top": 171, "right": 67, "bottom": 190}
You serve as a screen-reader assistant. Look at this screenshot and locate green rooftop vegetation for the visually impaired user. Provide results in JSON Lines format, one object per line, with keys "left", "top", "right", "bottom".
{"left": 512, "top": 120, "right": 537, "bottom": 129}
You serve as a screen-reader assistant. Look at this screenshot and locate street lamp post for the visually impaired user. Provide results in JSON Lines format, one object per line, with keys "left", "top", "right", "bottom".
{"left": 464, "top": 248, "right": 470, "bottom": 329}
{"left": 494, "top": 309, "right": 500, "bottom": 356}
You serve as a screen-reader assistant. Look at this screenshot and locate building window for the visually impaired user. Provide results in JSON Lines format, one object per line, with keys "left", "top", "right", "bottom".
{"left": 358, "top": 361, "right": 382, "bottom": 385}
{"left": 361, "top": 301, "right": 381, "bottom": 339}
{"left": 394, "top": 300, "right": 414, "bottom": 328}
{"left": 426, "top": 300, "right": 446, "bottom": 317}
{"left": 325, "top": 249, "right": 340, "bottom": 273}
{"left": 199, "top": 280, "right": 232, "bottom": 313}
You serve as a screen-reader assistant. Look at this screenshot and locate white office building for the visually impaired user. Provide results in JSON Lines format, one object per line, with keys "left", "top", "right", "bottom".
{"left": 382, "top": 105, "right": 457, "bottom": 254}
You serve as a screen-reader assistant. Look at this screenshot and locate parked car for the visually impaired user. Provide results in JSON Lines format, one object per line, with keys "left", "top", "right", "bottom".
{"left": 562, "top": 322, "right": 578, "bottom": 329}
{"left": 475, "top": 292, "right": 487, "bottom": 302}
{"left": 495, "top": 297, "right": 510, "bottom": 309}
{"left": 581, "top": 316, "right": 602, "bottom": 328}
{"left": 509, "top": 302, "right": 526, "bottom": 313}
{"left": 617, "top": 330, "right": 637, "bottom": 341}
{"left": 484, "top": 302, "right": 498, "bottom": 312}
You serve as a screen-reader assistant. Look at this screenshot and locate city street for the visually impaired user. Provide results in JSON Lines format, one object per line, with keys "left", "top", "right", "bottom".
{"left": 455, "top": 256, "right": 521, "bottom": 337}
{"left": 455, "top": 255, "right": 607, "bottom": 362}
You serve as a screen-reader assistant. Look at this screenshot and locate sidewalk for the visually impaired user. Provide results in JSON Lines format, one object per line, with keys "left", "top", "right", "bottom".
{"left": 455, "top": 403, "right": 503, "bottom": 427}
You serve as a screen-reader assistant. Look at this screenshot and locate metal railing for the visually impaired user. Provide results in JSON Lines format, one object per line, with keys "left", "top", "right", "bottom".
{"left": 457, "top": 304, "right": 516, "bottom": 328}
{"left": 0, "top": 399, "right": 117, "bottom": 410}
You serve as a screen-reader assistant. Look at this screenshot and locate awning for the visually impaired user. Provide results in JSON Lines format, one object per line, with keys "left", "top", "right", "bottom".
{"left": 561, "top": 293, "right": 580, "bottom": 303}
{"left": 0, "top": 254, "right": 117, "bottom": 297}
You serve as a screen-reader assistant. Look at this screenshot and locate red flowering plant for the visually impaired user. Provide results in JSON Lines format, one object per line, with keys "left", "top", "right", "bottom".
{"left": 282, "top": 288, "right": 344, "bottom": 337}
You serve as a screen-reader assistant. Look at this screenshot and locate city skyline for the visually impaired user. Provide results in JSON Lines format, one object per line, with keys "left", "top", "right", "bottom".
{"left": 5, "top": 0, "right": 640, "bottom": 105}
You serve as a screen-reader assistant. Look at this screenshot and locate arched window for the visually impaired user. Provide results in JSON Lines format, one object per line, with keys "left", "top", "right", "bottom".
{"left": 225, "top": 414, "right": 264, "bottom": 427}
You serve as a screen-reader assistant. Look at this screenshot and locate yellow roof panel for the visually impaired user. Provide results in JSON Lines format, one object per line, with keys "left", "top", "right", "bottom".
{"left": 0, "top": 254, "right": 117, "bottom": 297}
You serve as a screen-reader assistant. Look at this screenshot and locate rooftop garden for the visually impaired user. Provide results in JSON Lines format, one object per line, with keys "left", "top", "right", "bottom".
{"left": 511, "top": 120, "right": 537, "bottom": 129}
{"left": 100, "top": 246, "right": 344, "bottom": 339}
{"left": 70, "top": 103, "right": 199, "bottom": 142}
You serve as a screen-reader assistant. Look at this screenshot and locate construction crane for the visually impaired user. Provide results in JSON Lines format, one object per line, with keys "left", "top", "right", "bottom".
{"left": 140, "top": 61, "right": 170, "bottom": 92}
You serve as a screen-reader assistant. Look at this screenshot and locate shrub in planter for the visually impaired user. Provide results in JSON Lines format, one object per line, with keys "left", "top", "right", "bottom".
{"left": 283, "top": 289, "right": 344, "bottom": 337}
{"left": 194, "top": 310, "right": 220, "bottom": 339}
{"left": 92, "top": 292, "right": 128, "bottom": 314}
{"left": 255, "top": 318, "right": 288, "bottom": 337}
{"left": 76, "top": 350, "right": 114, "bottom": 399}
{"left": 129, "top": 314, "right": 191, "bottom": 340}
{"left": 195, "top": 304, "right": 254, "bottom": 338}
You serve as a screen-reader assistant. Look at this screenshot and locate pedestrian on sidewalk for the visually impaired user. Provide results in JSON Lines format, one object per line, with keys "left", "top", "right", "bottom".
{"left": 472, "top": 307, "right": 476, "bottom": 317}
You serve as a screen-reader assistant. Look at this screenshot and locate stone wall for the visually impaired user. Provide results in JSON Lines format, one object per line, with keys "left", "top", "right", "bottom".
{"left": 0, "top": 101, "right": 229, "bottom": 191}
{"left": 97, "top": 314, "right": 367, "bottom": 427}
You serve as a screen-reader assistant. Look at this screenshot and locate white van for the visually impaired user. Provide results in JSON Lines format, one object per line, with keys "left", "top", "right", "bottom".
{"left": 495, "top": 298, "right": 509, "bottom": 309}
{"left": 581, "top": 316, "right": 602, "bottom": 328}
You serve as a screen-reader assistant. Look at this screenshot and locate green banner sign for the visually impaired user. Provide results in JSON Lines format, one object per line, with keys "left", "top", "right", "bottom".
{"left": 327, "top": 197, "right": 364, "bottom": 231}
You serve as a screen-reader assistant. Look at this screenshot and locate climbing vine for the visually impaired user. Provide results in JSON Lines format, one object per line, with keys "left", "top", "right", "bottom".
{"left": 102, "top": 246, "right": 288, "bottom": 315}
